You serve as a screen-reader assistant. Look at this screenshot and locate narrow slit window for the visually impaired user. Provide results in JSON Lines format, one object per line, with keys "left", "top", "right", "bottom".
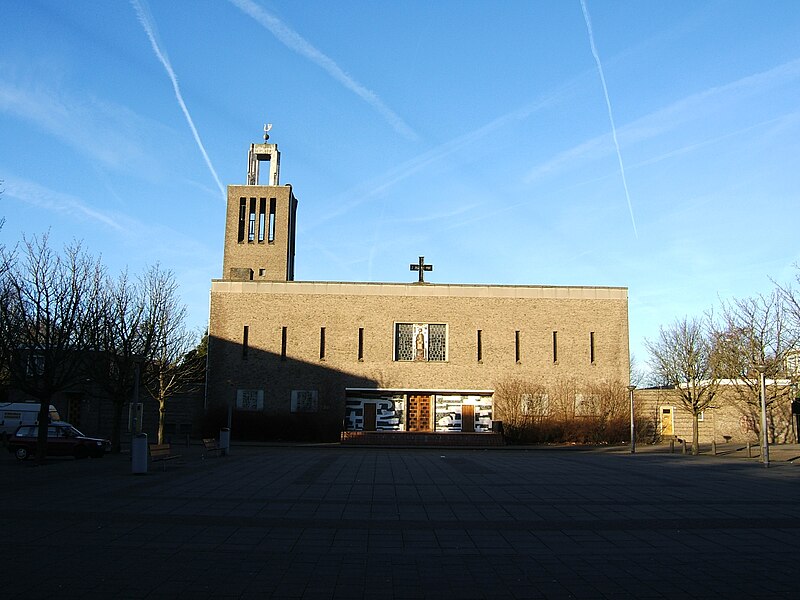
{"left": 268, "top": 198, "right": 276, "bottom": 243}
{"left": 281, "top": 326, "right": 287, "bottom": 361}
{"left": 319, "top": 327, "right": 326, "bottom": 360}
{"left": 237, "top": 198, "right": 247, "bottom": 242}
{"left": 358, "top": 327, "right": 364, "bottom": 361}
{"left": 242, "top": 325, "right": 249, "bottom": 360}
{"left": 477, "top": 329, "right": 483, "bottom": 362}
{"left": 258, "top": 198, "right": 266, "bottom": 242}
{"left": 248, "top": 198, "right": 257, "bottom": 242}
{"left": 590, "top": 331, "right": 595, "bottom": 364}
{"left": 553, "top": 331, "right": 558, "bottom": 363}
{"left": 515, "top": 330, "right": 520, "bottom": 363}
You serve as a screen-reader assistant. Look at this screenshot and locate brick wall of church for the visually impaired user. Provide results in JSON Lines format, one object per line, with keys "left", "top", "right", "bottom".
{"left": 206, "top": 282, "right": 630, "bottom": 421}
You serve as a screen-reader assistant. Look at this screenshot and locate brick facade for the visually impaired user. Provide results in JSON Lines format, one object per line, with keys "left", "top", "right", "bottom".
{"left": 635, "top": 386, "right": 799, "bottom": 444}
{"left": 223, "top": 184, "right": 297, "bottom": 282}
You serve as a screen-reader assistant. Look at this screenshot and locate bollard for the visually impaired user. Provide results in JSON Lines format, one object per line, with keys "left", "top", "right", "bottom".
{"left": 670, "top": 439, "right": 675, "bottom": 453}
{"left": 712, "top": 440, "right": 716, "bottom": 455}
{"left": 219, "top": 427, "right": 231, "bottom": 456}
{"left": 747, "top": 441, "right": 752, "bottom": 458}
{"left": 681, "top": 439, "right": 687, "bottom": 455}
{"left": 131, "top": 433, "right": 148, "bottom": 475}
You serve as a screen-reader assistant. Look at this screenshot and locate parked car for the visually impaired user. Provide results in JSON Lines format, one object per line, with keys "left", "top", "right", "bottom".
{"left": 7, "top": 422, "right": 111, "bottom": 460}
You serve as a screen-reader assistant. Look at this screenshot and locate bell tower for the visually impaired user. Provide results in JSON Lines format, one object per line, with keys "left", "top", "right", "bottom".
{"left": 222, "top": 125, "right": 297, "bottom": 282}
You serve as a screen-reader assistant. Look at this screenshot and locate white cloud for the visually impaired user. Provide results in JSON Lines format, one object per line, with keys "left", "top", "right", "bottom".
{"left": 4, "top": 177, "right": 126, "bottom": 231}
{"left": 0, "top": 77, "right": 156, "bottom": 171}
{"left": 3, "top": 174, "right": 215, "bottom": 265}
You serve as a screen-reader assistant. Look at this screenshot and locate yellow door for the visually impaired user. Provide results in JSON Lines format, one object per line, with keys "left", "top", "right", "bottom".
{"left": 661, "top": 407, "right": 674, "bottom": 436}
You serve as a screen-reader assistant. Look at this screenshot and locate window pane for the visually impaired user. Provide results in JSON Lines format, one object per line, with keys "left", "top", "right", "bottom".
{"left": 428, "top": 324, "right": 447, "bottom": 361}
{"left": 395, "top": 323, "right": 414, "bottom": 361}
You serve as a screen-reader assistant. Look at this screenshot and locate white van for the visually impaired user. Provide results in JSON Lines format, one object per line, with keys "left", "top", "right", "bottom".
{"left": 0, "top": 403, "right": 61, "bottom": 437}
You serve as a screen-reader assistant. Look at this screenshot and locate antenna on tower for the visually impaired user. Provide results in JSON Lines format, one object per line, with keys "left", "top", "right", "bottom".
{"left": 263, "top": 123, "right": 272, "bottom": 142}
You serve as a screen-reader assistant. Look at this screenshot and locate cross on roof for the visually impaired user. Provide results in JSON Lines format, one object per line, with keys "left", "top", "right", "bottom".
{"left": 410, "top": 256, "right": 433, "bottom": 283}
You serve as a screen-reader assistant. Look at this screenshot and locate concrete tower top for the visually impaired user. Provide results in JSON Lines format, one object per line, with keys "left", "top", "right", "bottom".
{"left": 247, "top": 124, "right": 280, "bottom": 185}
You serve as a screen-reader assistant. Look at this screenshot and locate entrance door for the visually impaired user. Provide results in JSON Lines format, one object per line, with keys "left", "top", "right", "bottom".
{"left": 363, "top": 403, "right": 377, "bottom": 431}
{"left": 461, "top": 404, "right": 475, "bottom": 432}
{"left": 408, "top": 395, "right": 432, "bottom": 431}
{"left": 66, "top": 393, "right": 82, "bottom": 428}
{"left": 661, "top": 407, "right": 674, "bottom": 436}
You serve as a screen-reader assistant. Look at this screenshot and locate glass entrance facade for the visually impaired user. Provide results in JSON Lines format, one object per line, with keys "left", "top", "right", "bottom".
{"left": 344, "top": 391, "right": 492, "bottom": 432}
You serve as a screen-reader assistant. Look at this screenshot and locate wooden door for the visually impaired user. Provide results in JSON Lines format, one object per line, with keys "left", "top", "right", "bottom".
{"left": 660, "top": 407, "right": 674, "bottom": 436}
{"left": 461, "top": 404, "right": 475, "bottom": 432}
{"left": 408, "top": 395, "right": 432, "bottom": 431}
{"left": 67, "top": 394, "right": 82, "bottom": 428}
{"left": 363, "top": 403, "right": 377, "bottom": 431}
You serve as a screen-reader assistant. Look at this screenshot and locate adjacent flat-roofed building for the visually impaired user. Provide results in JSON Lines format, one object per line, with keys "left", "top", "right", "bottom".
{"left": 206, "top": 137, "right": 630, "bottom": 440}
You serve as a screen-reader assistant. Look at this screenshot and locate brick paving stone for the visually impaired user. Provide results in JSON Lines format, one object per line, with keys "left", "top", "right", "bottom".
{"left": 2, "top": 444, "right": 800, "bottom": 598}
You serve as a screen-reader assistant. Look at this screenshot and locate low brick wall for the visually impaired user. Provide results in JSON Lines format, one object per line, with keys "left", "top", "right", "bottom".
{"left": 340, "top": 431, "right": 505, "bottom": 446}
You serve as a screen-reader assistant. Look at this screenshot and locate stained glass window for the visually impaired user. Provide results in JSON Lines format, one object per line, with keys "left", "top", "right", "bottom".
{"left": 395, "top": 323, "right": 447, "bottom": 361}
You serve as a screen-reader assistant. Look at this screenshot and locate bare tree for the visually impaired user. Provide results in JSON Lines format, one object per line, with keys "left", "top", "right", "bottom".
{"left": 580, "top": 380, "right": 629, "bottom": 421}
{"left": 645, "top": 317, "right": 718, "bottom": 454}
{"left": 0, "top": 234, "right": 103, "bottom": 461}
{"left": 141, "top": 265, "right": 205, "bottom": 444}
{"left": 88, "top": 270, "right": 155, "bottom": 452}
{"left": 549, "top": 377, "right": 580, "bottom": 421}
{"left": 493, "top": 377, "right": 549, "bottom": 427}
{"left": 0, "top": 214, "right": 10, "bottom": 399}
{"left": 778, "top": 267, "right": 800, "bottom": 361}
{"left": 629, "top": 353, "right": 645, "bottom": 388}
{"left": 711, "top": 291, "right": 796, "bottom": 443}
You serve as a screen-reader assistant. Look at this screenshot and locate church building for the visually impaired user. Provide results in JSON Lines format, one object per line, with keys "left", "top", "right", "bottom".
{"left": 206, "top": 135, "right": 630, "bottom": 441}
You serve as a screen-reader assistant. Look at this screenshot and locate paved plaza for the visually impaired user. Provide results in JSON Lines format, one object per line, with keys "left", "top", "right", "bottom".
{"left": 3, "top": 443, "right": 799, "bottom": 599}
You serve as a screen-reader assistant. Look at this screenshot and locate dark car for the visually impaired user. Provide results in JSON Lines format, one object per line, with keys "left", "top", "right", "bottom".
{"left": 7, "top": 422, "right": 111, "bottom": 460}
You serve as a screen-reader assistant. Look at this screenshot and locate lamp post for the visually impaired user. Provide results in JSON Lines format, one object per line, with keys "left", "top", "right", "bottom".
{"left": 755, "top": 364, "right": 769, "bottom": 468}
{"left": 628, "top": 385, "right": 637, "bottom": 454}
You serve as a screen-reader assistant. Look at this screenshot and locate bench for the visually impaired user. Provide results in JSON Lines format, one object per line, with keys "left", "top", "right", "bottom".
{"left": 164, "top": 423, "right": 192, "bottom": 447}
{"left": 202, "top": 438, "right": 224, "bottom": 458}
{"left": 149, "top": 443, "right": 182, "bottom": 470}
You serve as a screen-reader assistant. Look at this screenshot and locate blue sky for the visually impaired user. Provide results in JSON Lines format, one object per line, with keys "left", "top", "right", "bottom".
{"left": 2, "top": 0, "right": 799, "bottom": 372}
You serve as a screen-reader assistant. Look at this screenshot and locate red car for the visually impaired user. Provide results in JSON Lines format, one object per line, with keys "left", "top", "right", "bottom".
{"left": 8, "top": 422, "right": 111, "bottom": 460}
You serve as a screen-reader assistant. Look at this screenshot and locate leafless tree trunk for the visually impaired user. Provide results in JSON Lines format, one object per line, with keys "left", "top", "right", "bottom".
{"left": 88, "top": 270, "right": 156, "bottom": 453}
{"left": 645, "top": 317, "right": 718, "bottom": 455}
{"left": 711, "top": 291, "right": 796, "bottom": 445}
{"left": 140, "top": 265, "right": 204, "bottom": 444}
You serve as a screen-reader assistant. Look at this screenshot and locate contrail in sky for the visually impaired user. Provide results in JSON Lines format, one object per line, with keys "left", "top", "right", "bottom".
{"left": 229, "top": 0, "right": 418, "bottom": 141}
{"left": 131, "top": 0, "right": 225, "bottom": 198}
{"left": 580, "top": 0, "right": 638, "bottom": 238}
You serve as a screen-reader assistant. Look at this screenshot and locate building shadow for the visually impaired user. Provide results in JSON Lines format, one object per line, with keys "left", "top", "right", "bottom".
{"left": 205, "top": 335, "right": 380, "bottom": 442}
